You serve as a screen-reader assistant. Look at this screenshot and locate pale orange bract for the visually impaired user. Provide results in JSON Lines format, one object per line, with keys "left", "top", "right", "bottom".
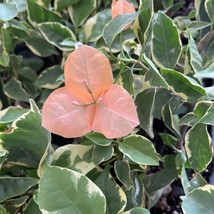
{"left": 42, "top": 45, "right": 139, "bottom": 139}
{"left": 111, "top": 0, "right": 135, "bottom": 19}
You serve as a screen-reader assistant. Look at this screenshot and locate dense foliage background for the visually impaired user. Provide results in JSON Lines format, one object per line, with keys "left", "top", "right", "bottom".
{"left": 0, "top": 0, "right": 214, "bottom": 213}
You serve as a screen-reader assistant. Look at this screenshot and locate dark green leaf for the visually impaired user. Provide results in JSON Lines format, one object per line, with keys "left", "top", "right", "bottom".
{"left": 205, "top": 0, "right": 214, "bottom": 24}
{"left": 151, "top": 11, "right": 181, "bottom": 68}
{"left": 0, "top": 177, "right": 37, "bottom": 202}
{"left": 103, "top": 12, "right": 140, "bottom": 48}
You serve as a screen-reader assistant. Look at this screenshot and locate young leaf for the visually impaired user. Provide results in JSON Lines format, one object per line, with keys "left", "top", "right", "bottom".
{"left": 185, "top": 123, "right": 212, "bottom": 172}
{"left": 38, "top": 165, "right": 106, "bottom": 214}
{"left": 181, "top": 185, "right": 214, "bottom": 214}
{"left": 103, "top": 12, "right": 140, "bottom": 48}
{"left": 85, "top": 132, "right": 112, "bottom": 146}
{"left": 119, "top": 135, "right": 159, "bottom": 165}
{"left": 151, "top": 11, "right": 182, "bottom": 68}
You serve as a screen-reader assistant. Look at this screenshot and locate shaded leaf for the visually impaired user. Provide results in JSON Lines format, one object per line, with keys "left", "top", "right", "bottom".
{"left": 189, "top": 173, "right": 208, "bottom": 192}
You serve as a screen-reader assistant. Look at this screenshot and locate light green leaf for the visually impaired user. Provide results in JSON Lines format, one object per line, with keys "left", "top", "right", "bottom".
{"left": 124, "top": 207, "right": 150, "bottom": 214}
{"left": 194, "top": 62, "right": 214, "bottom": 79}
{"left": 143, "top": 169, "right": 177, "bottom": 194}
{"left": 188, "top": 30, "right": 203, "bottom": 72}
{"left": 189, "top": 173, "right": 208, "bottom": 192}
{"left": 0, "top": 100, "right": 51, "bottom": 168}
{"left": 6, "top": 0, "right": 27, "bottom": 12}
{"left": 0, "top": 3, "right": 18, "bottom": 22}
{"left": 188, "top": 21, "right": 211, "bottom": 31}
{"left": 25, "top": 30, "right": 58, "bottom": 57}
{"left": 0, "top": 149, "right": 8, "bottom": 170}
{"left": 151, "top": 11, "right": 181, "bottom": 68}
{"left": 85, "top": 9, "right": 111, "bottom": 42}
{"left": 114, "top": 160, "right": 132, "bottom": 189}
{"left": 103, "top": 12, "right": 140, "bottom": 48}
{"left": 161, "top": 68, "right": 206, "bottom": 102}
{"left": 68, "top": 0, "right": 96, "bottom": 27}
{"left": 85, "top": 132, "right": 112, "bottom": 146}
{"left": 205, "top": 0, "right": 214, "bottom": 23}
{"left": 185, "top": 123, "right": 212, "bottom": 172}
{"left": 143, "top": 54, "right": 168, "bottom": 88}
{"left": 27, "top": 0, "right": 61, "bottom": 24}
{"left": 95, "top": 166, "right": 127, "bottom": 214}
{"left": 135, "top": 88, "right": 156, "bottom": 138}
{"left": 179, "top": 112, "right": 198, "bottom": 126}
{"left": 180, "top": 166, "right": 191, "bottom": 195}
{"left": 36, "top": 65, "right": 63, "bottom": 89}
{"left": 37, "top": 22, "right": 76, "bottom": 51}
{"left": 0, "top": 177, "right": 38, "bottom": 202}
{"left": 92, "top": 145, "right": 114, "bottom": 166}
{"left": 0, "top": 106, "right": 28, "bottom": 129}
{"left": 194, "top": 101, "right": 214, "bottom": 125}
{"left": 51, "top": 144, "right": 95, "bottom": 175}
{"left": 119, "top": 135, "right": 159, "bottom": 165}
{"left": 0, "top": 52, "right": 10, "bottom": 67}
{"left": 3, "top": 78, "right": 29, "bottom": 102}
{"left": 38, "top": 165, "right": 106, "bottom": 214}
{"left": 181, "top": 185, "right": 214, "bottom": 214}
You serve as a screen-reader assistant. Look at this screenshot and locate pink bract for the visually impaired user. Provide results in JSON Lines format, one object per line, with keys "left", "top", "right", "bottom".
{"left": 42, "top": 45, "right": 139, "bottom": 139}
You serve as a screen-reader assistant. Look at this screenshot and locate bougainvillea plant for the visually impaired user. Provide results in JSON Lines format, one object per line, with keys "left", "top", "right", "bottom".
{"left": 0, "top": 0, "right": 214, "bottom": 213}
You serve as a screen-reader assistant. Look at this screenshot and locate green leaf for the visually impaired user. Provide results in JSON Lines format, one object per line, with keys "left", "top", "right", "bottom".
{"left": 119, "top": 135, "right": 159, "bottom": 165}
{"left": 143, "top": 54, "right": 168, "bottom": 88}
{"left": 185, "top": 123, "right": 212, "bottom": 172}
{"left": 27, "top": 0, "right": 61, "bottom": 24}
{"left": 38, "top": 165, "right": 106, "bottom": 214}
{"left": 143, "top": 169, "right": 177, "bottom": 194}
{"left": 0, "top": 52, "right": 10, "bottom": 67}
{"left": 188, "top": 30, "right": 203, "bottom": 72}
{"left": 0, "top": 3, "right": 18, "bottom": 22}
{"left": 124, "top": 207, "right": 151, "bottom": 214}
{"left": 179, "top": 112, "right": 198, "bottom": 126}
{"left": 194, "top": 101, "right": 214, "bottom": 125}
{"left": 162, "top": 99, "right": 181, "bottom": 138}
{"left": 95, "top": 166, "right": 127, "bottom": 214}
{"left": 0, "top": 100, "right": 51, "bottom": 168}
{"left": 92, "top": 145, "right": 114, "bottom": 166}
{"left": 51, "top": 145, "right": 95, "bottom": 175}
{"left": 151, "top": 11, "right": 181, "bottom": 68}
{"left": 37, "top": 22, "right": 76, "bottom": 51}
{"left": 114, "top": 160, "right": 132, "bottom": 189}
{"left": 7, "top": 0, "right": 27, "bottom": 12}
{"left": 3, "top": 78, "right": 29, "bottom": 102}
{"left": 194, "top": 62, "right": 214, "bottom": 79}
{"left": 205, "top": 0, "right": 214, "bottom": 24}
{"left": 23, "top": 198, "right": 42, "bottom": 214}
{"left": 181, "top": 185, "right": 214, "bottom": 214}
{"left": 68, "top": 0, "right": 96, "bottom": 27}
{"left": 0, "top": 177, "right": 37, "bottom": 202}
{"left": 0, "top": 106, "right": 28, "bottom": 129}
{"left": 85, "top": 9, "right": 111, "bottom": 42}
{"left": 54, "top": 0, "right": 80, "bottom": 11}
{"left": 159, "top": 133, "right": 178, "bottom": 150}
{"left": 103, "top": 12, "right": 140, "bottom": 48}
{"left": 36, "top": 65, "right": 63, "bottom": 89}
{"left": 121, "top": 69, "right": 134, "bottom": 96}
{"left": 25, "top": 30, "right": 58, "bottom": 57}
{"left": 189, "top": 173, "right": 208, "bottom": 192}
{"left": 85, "top": 132, "right": 112, "bottom": 146}
{"left": 0, "top": 149, "right": 8, "bottom": 170}
{"left": 188, "top": 21, "right": 211, "bottom": 31}
{"left": 161, "top": 68, "right": 206, "bottom": 102}
{"left": 135, "top": 88, "right": 156, "bottom": 138}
